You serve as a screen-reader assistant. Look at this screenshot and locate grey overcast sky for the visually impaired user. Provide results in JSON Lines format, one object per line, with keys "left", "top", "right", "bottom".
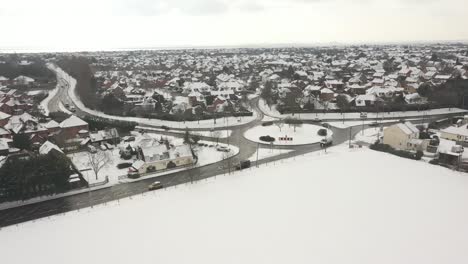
{"left": 0, "top": 0, "right": 467, "bottom": 51}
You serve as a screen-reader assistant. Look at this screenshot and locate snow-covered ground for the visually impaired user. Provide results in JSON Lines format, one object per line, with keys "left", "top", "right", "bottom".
{"left": 136, "top": 126, "right": 232, "bottom": 138}
{"left": 3, "top": 146, "right": 468, "bottom": 264}
{"left": 68, "top": 132, "right": 239, "bottom": 185}
{"left": 58, "top": 102, "right": 73, "bottom": 115}
{"left": 51, "top": 65, "right": 258, "bottom": 129}
{"left": 39, "top": 63, "right": 60, "bottom": 116}
{"left": 244, "top": 123, "right": 332, "bottom": 146}
{"left": 354, "top": 127, "right": 384, "bottom": 145}
{"left": 248, "top": 147, "right": 294, "bottom": 161}
{"left": 259, "top": 98, "right": 467, "bottom": 121}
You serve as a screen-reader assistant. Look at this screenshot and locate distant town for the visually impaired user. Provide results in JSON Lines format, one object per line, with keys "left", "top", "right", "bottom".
{"left": 1, "top": 43, "right": 468, "bottom": 226}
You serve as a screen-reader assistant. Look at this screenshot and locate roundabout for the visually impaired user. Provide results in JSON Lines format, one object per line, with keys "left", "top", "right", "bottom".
{"left": 243, "top": 123, "right": 333, "bottom": 146}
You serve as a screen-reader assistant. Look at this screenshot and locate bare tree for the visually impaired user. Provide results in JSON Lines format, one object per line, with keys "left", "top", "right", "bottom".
{"left": 275, "top": 120, "right": 285, "bottom": 132}
{"left": 87, "top": 150, "right": 112, "bottom": 180}
{"left": 212, "top": 130, "right": 222, "bottom": 144}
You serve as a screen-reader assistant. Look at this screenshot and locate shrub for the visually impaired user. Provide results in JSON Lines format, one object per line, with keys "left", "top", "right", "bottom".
{"left": 370, "top": 143, "right": 422, "bottom": 160}
{"left": 259, "top": 135, "right": 275, "bottom": 143}
{"left": 317, "top": 128, "right": 328, "bottom": 137}
{"left": 415, "top": 150, "right": 424, "bottom": 160}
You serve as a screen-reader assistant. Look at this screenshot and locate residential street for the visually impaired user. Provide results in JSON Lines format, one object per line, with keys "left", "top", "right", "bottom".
{"left": 0, "top": 66, "right": 464, "bottom": 228}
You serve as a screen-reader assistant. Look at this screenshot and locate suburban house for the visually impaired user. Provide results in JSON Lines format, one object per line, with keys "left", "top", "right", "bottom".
{"left": 59, "top": 116, "right": 89, "bottom": 140}
{"left": 440, "top": 123, "right": 468, "bottom": 143}
{"left": 383, "top": 121, "right": 428, "bottom": 151}
{"left": 129, "top": 136, "right": 194, "bottom": 174}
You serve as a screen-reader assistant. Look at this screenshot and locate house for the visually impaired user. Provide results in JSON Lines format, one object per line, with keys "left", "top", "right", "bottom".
{"left": 59, "top": 116, "right": 89, "bottom": 140}
{"left": 14, "top": 75, "right": 35, "bottom": 86}
{"left": 45, "top": 120, "right": 60, "bottom": 135}
{"left": 130, "top": 137, "right": 194, "bottom": 174}
{"left": 383, "top": 121, "right": 427, "bottom": 151}
{"left": 39, "top": 141, "right": 63, "bottom": 155}
{"left": 354, "top": 94, "right": 377, "bottom": 107}
{"left": 320, "top": 88, "right": 334, "bottom": 101}
{"left": 0, "top": 111, "right": 11, "bottom": 126}
{"left": 440, "top": 123, "right": 468, "bottom": 142}
{"left": 89, "top": 128, "right": 120, "bottom": 144}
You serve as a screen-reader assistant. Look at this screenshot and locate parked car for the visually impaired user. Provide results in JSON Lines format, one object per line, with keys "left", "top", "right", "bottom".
{"left": 87, "top": 145, "right": 97, "bottom": 153}
{"left": 148, "top": 181, "right": 163, "bottom": 191}
{"left": 127, "top": 170, "right": 140, "bottom": 179}
{"left": 235, "top": 160, "right": 251, "bottom": 170}
{"left": 100, "top": 144, "right": 107, "bottom": 151}
{"left": 216, "top": 145, "right": 230, "bottom": 152}
{"left": 117, "top": 162, "right": 132, "bottom": 169}
{"left": 123, "top": 136, "right": 136, "bottom": 142}
{"left": 105, "top": 143, "right": 114, "bottom": 150}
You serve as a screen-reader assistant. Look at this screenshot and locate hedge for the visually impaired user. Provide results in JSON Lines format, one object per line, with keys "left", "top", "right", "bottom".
{"left": 370, "top": 143, "right": 423, "bottom": 160}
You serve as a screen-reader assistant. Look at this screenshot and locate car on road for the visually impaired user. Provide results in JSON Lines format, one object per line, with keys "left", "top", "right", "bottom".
{"left": 368, "top": 122, "right": 379, "bottom": 127}
{"left": 127, "top": 170, "right": 140, "bottom": 179}
{"left": 69, "top": 106, "right": 76, "bottom": 112}
{"left": 235, "top": 160, "right": 251, "bottom": 170}
{"left": 360, "top": 112, "right": 368, "bottom": 118}
{"left": 148, "top": 181, "right": 163, "bottom": 191}
{"left": 320, "top": 137, "right": 333, "bottom": 147}
{"left": 216, "top": 145, "right": 230, "bottom": 152}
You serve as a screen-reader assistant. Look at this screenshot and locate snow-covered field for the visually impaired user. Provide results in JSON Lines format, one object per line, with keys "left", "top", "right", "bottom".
{"left": 354, "top": 127, "right": 384, "bottom": 144}
{"left": 2, "top": 146, "right": 468, "bottom": 264}
{"left": 51, "top": 65, "right": 258, "bottom": 129}
{"left": 244, "top": 123, "right": 332, "bottom": 145}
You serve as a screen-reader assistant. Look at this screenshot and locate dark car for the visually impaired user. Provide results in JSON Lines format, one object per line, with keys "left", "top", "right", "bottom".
{"left": 126, "top": 136, "right": 136, "bottom": 142}
{"left": 117, "top": 162, "right": 133, "bottom": 169}
{"left": 235, "top": 160, "right": 251, "bottom": 170}
{"left": 148, "top": 181, "right": 163, "bottom": 191}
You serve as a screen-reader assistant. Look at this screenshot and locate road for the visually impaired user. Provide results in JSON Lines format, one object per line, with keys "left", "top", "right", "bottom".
{"left": 0, "top": 65, "right": 463, "bottom": 228}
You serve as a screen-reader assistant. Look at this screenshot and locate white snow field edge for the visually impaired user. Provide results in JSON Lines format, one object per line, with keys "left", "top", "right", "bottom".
{"left": 2, "top": 146, "right": 468, "bottom": 264}
{"left": 50, "top": 64, "right": 258, "bottom": 129}
{"left": 259, "top": 98, "right": 468, "bottom": 120}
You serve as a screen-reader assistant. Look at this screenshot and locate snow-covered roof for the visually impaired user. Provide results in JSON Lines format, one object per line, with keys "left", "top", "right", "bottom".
{"left": 60, "top": 116, "right": 88, "bottom": 128}
{"left": 45, "top": 120, "right": 60, "bottom": 129}
{"left": 441, "top": 125, "right": 468, "bottom": 137}
{"left": 39, "top": 141, "right": 63, "bottom": 155}
{"left": 396, "top": 122, "right": 419, "bottom": 135}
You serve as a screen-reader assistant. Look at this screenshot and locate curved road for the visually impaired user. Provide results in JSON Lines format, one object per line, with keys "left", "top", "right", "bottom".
{"left": 0, "top": 66, "right": 463, "bottom": 227}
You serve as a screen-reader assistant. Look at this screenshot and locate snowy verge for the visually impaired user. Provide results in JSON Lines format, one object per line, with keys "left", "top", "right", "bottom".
{"left": 258, "top": 98, "right": 468, "bottom": 121}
